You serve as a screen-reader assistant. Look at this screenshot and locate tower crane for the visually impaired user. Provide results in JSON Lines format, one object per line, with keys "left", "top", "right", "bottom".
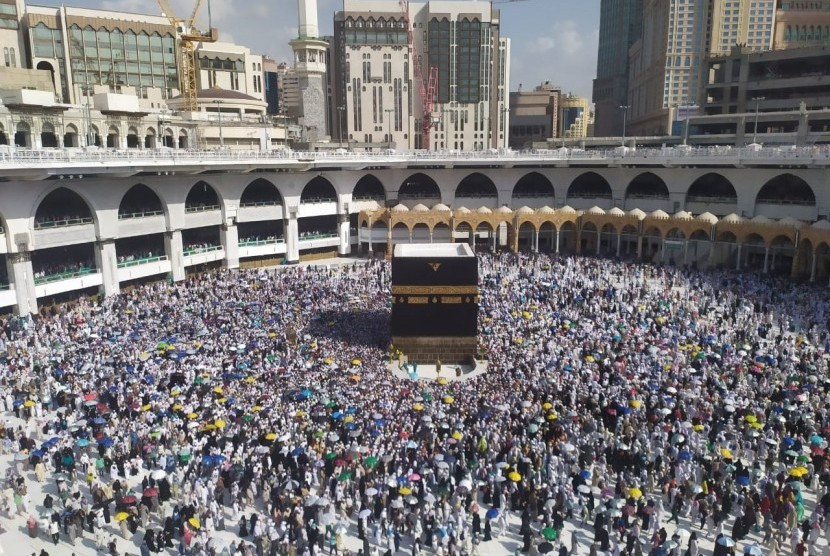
{"left": 156, "top": 0, "right": 218, "bottom": 112}
{"left": 399, "top": 0, "right": 438, "bottom": 150}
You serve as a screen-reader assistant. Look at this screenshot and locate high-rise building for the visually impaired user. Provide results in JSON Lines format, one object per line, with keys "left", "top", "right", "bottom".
{"left": 592, "top": 0, "right": 642, "bottom": 137}
{"left": 773, "top": 0, "right": 830, "bottom": 49}
{"left": 262, "top": 56, "right": 281, "bottom": 115}
{"left": 508, "top": 82, "right": 560, "bottom": 149}
{"left": 291, "top": 0, "right": 330, "bottom": 142}
{"left": 627, "top": 0, "right": 777, "bottom": 136}
{"left": 332, "top": 0, "right": 509, "bottom": 151}
{"left": 559, "top": 93, "right": 591, "bottom": 139}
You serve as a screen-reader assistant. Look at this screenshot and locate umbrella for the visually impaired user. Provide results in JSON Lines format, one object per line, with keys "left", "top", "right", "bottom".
{"left": 143, "top": 488, "right": 159, "bottom": 497}
{"left": 188, "top": 517, "right": 201, "bottom": 529}
{"left": 365, "top": 487, "right": 378, "bottom": 496}
{"left": 577, "top": 484, "right": 592, "bottom": 494}
{"left": 541, "top": 527, "right": 557, "bottom": 540}
{"left": 359, "top": 509, "right": 372, "bottom": 519}
{"left": 716, "top": 537, "right": 735, "bottom": 547}
{"left": 150, "top": 469, "right": 166, "bottom": 480}
{"left": 364, "top": 456, "right": 378, "bottom": 469}
{"left": 76, "top": 438, "right": 89, "bottom": 447}
{"left": 538, "top": 542, "right": 554, "bottom": 554}
{"left": 115, "top": 512, "right": 129, "bottom": 522}
{"left": 486, "top": 508, "right": 499, "bottom": 519}
{"left": 628, "top": 487, "right": 643, "bottom": 499}
{"left": 508, "top": 471, "right": 522, "bottom": 482}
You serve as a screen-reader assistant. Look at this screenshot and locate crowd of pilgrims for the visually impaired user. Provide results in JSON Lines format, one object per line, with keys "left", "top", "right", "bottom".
{"left": 0, "top": 253, "right": 829, "bottom": 556}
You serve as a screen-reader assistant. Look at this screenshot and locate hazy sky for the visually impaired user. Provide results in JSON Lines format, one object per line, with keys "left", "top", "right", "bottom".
{"left": 35, "top": 0, "right": 601, "bottom": 100}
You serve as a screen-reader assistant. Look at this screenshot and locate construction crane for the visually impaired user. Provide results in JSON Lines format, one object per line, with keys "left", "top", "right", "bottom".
{"left": 399, "top": 0, "right": 438, "bottom": 150}
{"left": 156, "top": 0, "right": 218, "bottom": 112}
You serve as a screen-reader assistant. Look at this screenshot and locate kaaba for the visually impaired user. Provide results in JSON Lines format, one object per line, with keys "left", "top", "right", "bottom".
{"left": 390, "top": 243, "right": 479, "bottom": 364}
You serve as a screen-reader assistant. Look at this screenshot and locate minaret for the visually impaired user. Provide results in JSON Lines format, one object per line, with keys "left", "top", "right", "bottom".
{"left": 290, "top": 0, "right": 329, "bottom": 142}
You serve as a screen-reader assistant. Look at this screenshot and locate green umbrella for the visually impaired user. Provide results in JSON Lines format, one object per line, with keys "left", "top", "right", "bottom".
{"left": 338, "top": 470, "right": 352, "bottom": 482}
{"left": 243, "top": 415, "right": 253, "bottom": 422}
{"left": 541, "top": 527, "right": 558, "bottom": 541}
{"left": 797, "top": 455, "right": 810, "bottom": 463}
{"left": 314, "top": 431, "right": 325, "bottom": 439}
{"left": 364, "top": 456, "right": 378, "bottom": 469}
{"left": 325, "top": 452, "right": 336, "bottom": 460}
{"left": 326, "top": 401, "right": 337, "bottom": 408}
{"left": 423, "top": 393, "right": 433, "bottom": 402}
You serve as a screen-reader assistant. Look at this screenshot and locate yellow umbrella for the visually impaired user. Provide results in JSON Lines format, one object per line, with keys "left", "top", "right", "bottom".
{"left": 720, "top": 448, "right": 733, "bottom": 460}
{"left": 508, "top": 471, "right": 522, "bottom": 482}
{"left": 141, "top": 404, "right": 151, "bottom": 411}
{"left": 542, "top": 402, "right": 553, "bottom": 410}
{"left": 452, "top": 431, "right": 463, "bottom": 440}
{"left": 214, "top": 419, "right": 226, "bottom": 428}
{"left": 750, "top": 422, "right": 763, "bottom": 429}
{"left": 213, "top": 387, "right": 223, "bottom": 394}
{"left": 443, "top": 396, "right": 454, "bottom": 404}
{"left": 514, "top": 338, "right": 524, "bottom": 345}
{"left": 295, "top": 410, "right": 306, "bottom": 418}
{"left": 437, "top": 377, "right": 448, "bottom": 385}
{"left": 115, "top": 512, "right": 130, "bottom": 522}
{"left": 23, "top": 400, "right": 35, "bottom": 408}
{"left": 268, "top": 332, "right": 276, "bottom": 338}
{"left": 352, "top": 359, "right": 361, "bottom": 366}
{"left": 252, "top": 406, "right": 263, "bottom": 412}
{"left": 693, "top": 424, "right": 704, "bottom": 432}
{"left": 344, "top": 415, "right": 355, "bottom": 423}
{"left": 399, "top": 487, "right": 412, "bottom": 495}
{"left": 522, "top": 311, "right": 532, "bottom": 320}
{"left": 172, "top": 404, "right": 183, "bottom": 411}
{"left": 200, "top": 424, "right": 217, "bottom": 432}
{"left": 585, "top": 355, "right": 595, "bottom": 363}
{"left": 324, "top": 358, "right": 333, "bottom": 365}
{"left": 188, "top": 517, "right": 201, "bottom": 529}
{"left": 171, "top": 389, "right": 181, "bottom": 397}
{"left": 216, "top": 398, "right": 227, "bottom": 404}
{"left": 265, "top": 433, "right": 277, "bottom": 441}
{"left": 789, "top": 467, "right": 808, "bottom": 478}
{"left": 630, "top": 400, "right": 642, "bottom": 409}
{"left": 187, "top": 412, "right": 198, "bottom": 420}
{"left": 628, "top": 488, "right": 643, "bottom": 499}
{"left": 245, "top": 377, "right": 256, "bottom": 384}
{"left": 547, "top": 413, "right": 558, "bottom": 421}
{"left": 745, "top": 415, "right": 757, "bottom": 424}
{"left": 413, "top": 403, "right": 424, "bottom": 411}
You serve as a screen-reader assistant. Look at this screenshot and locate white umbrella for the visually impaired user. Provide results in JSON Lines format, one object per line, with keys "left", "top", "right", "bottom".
{"left": 365, "top": 488, "right": 378, "bottom": 497}
{"left": 577, "top": 485, "right": 592, "bottom": 494}
{"left": 150, "top": 469, "right": 166, "bottom": 480}
{"left": 391, "top": 498, "right": 404, "bottom": 509}
{"left": 358, "top": 509, "right": 372, "bottom": 519}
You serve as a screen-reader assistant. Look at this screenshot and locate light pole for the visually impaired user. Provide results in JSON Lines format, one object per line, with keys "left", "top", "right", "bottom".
{"left": 80, "top": 84, "right": 94, "bottom": 147}
{"left": 212, "top": 100, "right": 224, "bottom": 148}
{"left": 384, "top": 108, "right": 394, "bottom": 147}
{"left": 752, "top": 96, "right": 766, "bottom": 144}
{"left": 337, "top": 105, "right": 345, "bottom": 146}
{"left": 619, "top": 105, "right": 630, "bottom": 147}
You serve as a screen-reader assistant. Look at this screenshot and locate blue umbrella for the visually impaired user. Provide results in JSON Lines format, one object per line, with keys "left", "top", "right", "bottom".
{"left": 332, "top": 411, "right": 343, "bottom": 419}
{"left": 98, "top": 438, "right": 114, "bottom": 448}
{"left": 580, "top": 470, "right": 591, "bottom": 480}
{"left": 12, "top": 399, "right": 23, "bottom": 407}
{"left": 678, "top": 450, "right": 692, "bottom": 461}
{"left": 736, "top": 475, "right": 750, "bottom": 486}
{"left": 486, "top": 508, "right": 499, "bottom": 519}
{"left": 31, "top": 449, "right": 44, "bottom": 458}
{"left": 76, "top": 438, "right": 90, "bottom": 447}
{"left": 291, "top": 447, "right": 304, "bottom": 456}
{"left": 345, "top": 423, "right": 356, "bottom": 431}
{"left": 92, "top": 417, "right": 107, "bottom": 425}
{"left": 345, "top": 407, "right": 357, "bottom": 415}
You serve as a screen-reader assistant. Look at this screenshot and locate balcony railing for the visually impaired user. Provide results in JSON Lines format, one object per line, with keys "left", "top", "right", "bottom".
{"left": 686, "top": 195, "right": 737, "bottom": 204}
{"left": 300, "top": 197, "right": 336, "bottom": 204}
{"left": 34, "top": 267, "right": 95, "bottom": 285}
{"left": 118, "top": 210, "right": 164, "bottom": 220}
{"left": 185, "top": 204, "right": 220, "bottom": 214}
{"left": 299, "top": 233, "right": 338, "bottom": 241}
{"left": 183, "top": 245, "right": 222, "bottom": 256}
{"left": 238, "top": 238, "right": 285, "bottom": 247}
{"left": 34, "top": 217, "right": 93, "bottom": 229}
{"left": 117, "top": 255, "right": 168, "bottom": 268}
{"left": 353, "top": 195, "right": 385, "bottom": 202}
{"left": 240, "top": 201, "right": 282, "bottom": 208}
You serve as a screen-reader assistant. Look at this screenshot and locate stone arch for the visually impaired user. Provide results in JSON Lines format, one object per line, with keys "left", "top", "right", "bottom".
{"left": 432, "top": 222, "right": 451, "bottom": 242}
{"left": 412, "top": 222, "right": 430, "bottom": 243}
{"left": 756, "top": 173, "right": 816, "bottom": 208}
{"left": 186, "top": 181, "right": 222, "bottom": 211}
{"left": 301, "top": 176, "right": 337, "bottom": 203}
{"left": 34, "top": 186, "right": 95, "bottom": 229}
{"left": 517, "top": 221, "right": 535, "bottom": 251}
{"left": 63, "top": 123, "right": 79, "bottom": 147}
{"left": 399, "top": 173, "right": 440, "bottom": 200}
{"left": 106, "top": 125, "right": 120, "bottom": 148}
{"left": 126, "top": 126, "right": 140, "bottom": 148}
{"left": 567, "top": 172, "right": 612, "bottom": 202}
{"left": 455, "top": 173, "right": 498, "bottom": 200}
{"left": 40, "top": 122, "right": 58, "bottom": 148}
{"left": 686, "top": 173, "right": 737, "bottom": 216}
{"left": 625, "top": 172, "right": 669, "bottom": 205}
{"left": 353, "top": 174, "right": 387, "bottom": 203}
{"left": 15, "top": 121, "right": 31, "bottom": 147}
{"left": 119, "top": 184, "right": 165, "bottom": 218}
{"left": 513, "top": 172, "right": 555, "bottom": 205}
{"left": 241, "top": 178, "right": 283, "bottom": 206}
{"left": 771, "top": 234, "right": 797, "bottom": 276}
{"left": 559, "top": 221, "right": 578, "bottom": 253}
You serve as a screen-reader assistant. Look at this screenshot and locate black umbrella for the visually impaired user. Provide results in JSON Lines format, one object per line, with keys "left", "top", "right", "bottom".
{"left": 539, "top": 541, "right": 554, "bottom": 554}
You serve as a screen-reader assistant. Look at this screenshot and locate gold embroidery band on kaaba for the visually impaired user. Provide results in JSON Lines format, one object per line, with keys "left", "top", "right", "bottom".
{"left": 392, "top": 295, "right": 479, "bottom": 304}
{"left": 391, "top": 286, "right": 479, "bottom": 295}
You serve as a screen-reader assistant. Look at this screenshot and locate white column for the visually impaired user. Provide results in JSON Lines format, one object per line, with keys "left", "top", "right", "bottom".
{"left": 616, "top": 233, "right": 622, "bottom": 257}
{"left": 533, "top": 230, "right": 539, "bottom": 253}
{"left": 285, "top": 208, "right": 300, "bottom": 264}
{"left": 555, "top": 230, "right": 560, "bottom": 254}
{"left": 165, "top": 230, "right": 185, "bottom": 282}
{"left": 221, "top": 223, "right": 240, "bottom": 269}
{"left": 596, "top": 231, "right": 601, "bottom": 255}
{"left": 95, "top": 239, "right": 120, "bottom": 297}
{"left": 8, "top": 252, "right": 37, "bottom": 315}
{"left": 338, "top": 213, "right": 351, "bottom": 256}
